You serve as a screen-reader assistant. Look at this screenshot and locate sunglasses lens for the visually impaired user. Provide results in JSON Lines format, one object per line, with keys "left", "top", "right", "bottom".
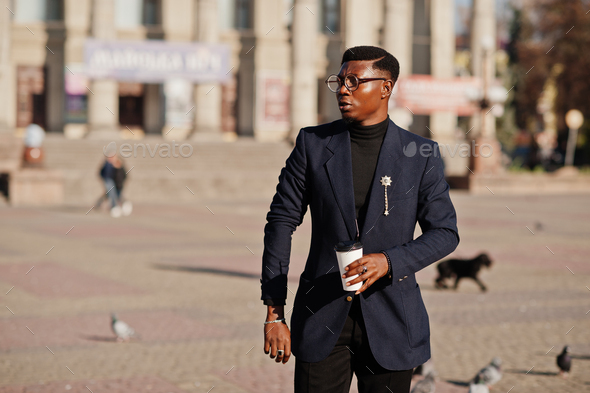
{"left": 326, "top": 75, "right": 341, "bottom": 92}
{"left": 344, "top": 75, "right": 358, "bottom": 91}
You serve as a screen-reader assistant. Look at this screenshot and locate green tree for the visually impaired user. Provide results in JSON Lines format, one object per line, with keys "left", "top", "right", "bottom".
{"left": 509, "top": 0, "right": 590, "bottom": 164}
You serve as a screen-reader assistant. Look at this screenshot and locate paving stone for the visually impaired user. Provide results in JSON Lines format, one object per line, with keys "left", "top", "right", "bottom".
{"left": 0, "top": 263, "right": 143, "bottom": 298}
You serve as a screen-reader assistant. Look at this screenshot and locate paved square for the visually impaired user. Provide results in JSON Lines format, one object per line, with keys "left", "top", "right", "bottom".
{"left": 0, "top": 376, "right": 187, "bottom": 393}
{"left": 0, "top": 310, "right": 230, "bottom": 351}
{"left": 0, "top": 193, "right": 588, "bottom": 392}
{"left": 0, "top": 263, "right": 143, "bottom": 298}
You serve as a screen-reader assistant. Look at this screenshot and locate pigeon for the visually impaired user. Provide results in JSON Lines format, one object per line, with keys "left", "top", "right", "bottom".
{"left": 472, "top": 357, "right": 502, "bottom": 387}
{"left": 556, "top": 346, "right": 571, "bottom": 377}
{"left": 411, "top": 370, "right": 436, "bottom": 393}
{"left": 111, "top": 313, "right": 136, "bottom": 342}
{"left": 468, "top": 382, "right": 489, "bottom": 393}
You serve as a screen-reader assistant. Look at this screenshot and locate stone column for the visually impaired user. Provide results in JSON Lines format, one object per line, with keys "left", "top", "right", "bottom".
{"left": 192, "top": 0, "right": 223, "bottom": 141}
{"left": 143, "top": 84, "right": 163, "bottom": 134}
{"left": 470, "top": 0, "right": 500, "bottom": 174}
{"left": 63, "top": 0, "right": 91, "bottom": 138}
{"left": 239, "top": 0, "right": 290, "bottom": 141}
{"left": 383, "top": 0, "right": 414, "bottom": 130}
{"left": 383, "top": 0, "right": 413, "bottom": 79}
{"left": 87, "top": 0, "right": 119, "bottom": 139}
{"left": 0, "top": 0, "right": 23, "bottom": 177}
{"left": 162, "top": 0, "right": 193, "bottom": 41}
{"left": 161, "top": 0, "right": 194, "bottom": 139}
{"left": 430, "top": 0, "right": 464, "bottom": 176}
{"left": 289, "top": 0, "right": 318, "bottom": 143}
{"left": 45, "top": 28, "right": 66, "bottom": 133}
{"left": 344, "top": 0, "right": 377, "bottom": 48}
{"left": 0, "top": 0, "right": 13, "bottom": 133}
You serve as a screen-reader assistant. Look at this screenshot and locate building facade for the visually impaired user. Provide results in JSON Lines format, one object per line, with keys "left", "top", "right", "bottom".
{"left": 0, "top": 0, "right": 497, "bottom": 175}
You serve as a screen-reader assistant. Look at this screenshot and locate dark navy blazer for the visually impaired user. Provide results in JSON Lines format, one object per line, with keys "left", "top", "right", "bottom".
{"left": 261, "top": 118, "right": 459, "bottom": 370}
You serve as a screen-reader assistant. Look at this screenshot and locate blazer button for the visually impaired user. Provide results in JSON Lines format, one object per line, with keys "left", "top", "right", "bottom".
{"left": 398, "top": 278, "right": 403, "bottom": 282}
{"left": 346, "top": 296, "right": 353, "bottom": 302}
{"left": 403, "top": 276, "right": 408, "bottom": 279}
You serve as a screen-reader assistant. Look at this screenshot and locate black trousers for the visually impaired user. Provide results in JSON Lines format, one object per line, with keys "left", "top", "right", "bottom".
{"left": 294, "top": 296, "right": 413, "bottom": 393}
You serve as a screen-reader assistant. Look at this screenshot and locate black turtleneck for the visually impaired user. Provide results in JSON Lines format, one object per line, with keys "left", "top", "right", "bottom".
{"left": 347, "top": 116, "right": 389, "bottom": 234}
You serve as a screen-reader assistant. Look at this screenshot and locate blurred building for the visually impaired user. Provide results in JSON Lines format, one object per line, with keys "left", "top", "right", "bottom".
{"left": 0, "top": 0, "right": 497, "bottom": 175}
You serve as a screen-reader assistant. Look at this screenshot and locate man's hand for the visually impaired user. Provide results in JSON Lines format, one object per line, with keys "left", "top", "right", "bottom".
{"left": 342, "top": 253, "right": 389, "bottom": 294}
{"left": 263, "top": 305, "right": 291, "bottom": 364}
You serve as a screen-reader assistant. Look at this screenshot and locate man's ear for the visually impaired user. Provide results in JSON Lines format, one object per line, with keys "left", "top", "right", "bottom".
{"left": 382, "top": 80, "right": 394, "bottom": 99}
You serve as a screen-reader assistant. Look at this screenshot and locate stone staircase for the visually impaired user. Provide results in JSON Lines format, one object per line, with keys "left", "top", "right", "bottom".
{"left": 42, "top": 134, "right": 293, "bottom": 206}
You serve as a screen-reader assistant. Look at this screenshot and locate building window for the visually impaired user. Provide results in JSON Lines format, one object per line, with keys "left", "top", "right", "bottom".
{"left": 320, "top": 0, "right": 340, "bottom": 33}
{"left": 14, "top": 0, "right": 63, "bottom": 22}
{"left": 143, "top": 0, "right": 161, "bottom": 26}
{"left": 116, "top": 0, "right": 142, "bottom": 28}
{"left": 46, "top": 0, "right": 63, "bottom": 21}
{"left": 219, "top": 0, "right": 253, "bottom": 31}
{"left": 235, "top": 0, "right": 252, "bottom": 30}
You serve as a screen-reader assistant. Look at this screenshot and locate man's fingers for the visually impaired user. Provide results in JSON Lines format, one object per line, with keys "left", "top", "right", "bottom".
{"left": 344, "top": 263, "right": 377, "bottom": 285}
{"left": 345, "top": 268, "right": 367, "bottom": 285}
{"left": 282, "top": 342, "right": 292, "bottom": 364}
{"left": 346, "top": 273, "right": 362, "bottom": 286}
{"left": 355, "top": 278, "right": 371, "bottom": 294}
{"left": 282, "top": 347, "right": 292, "bottom": 364}
{"left": 343, "top": 262, "right": 367, "bottom": 278}
{"left": 275, "top": 345, "right": 285, "bottom": 363}
{"left": 264, "top": 338, "right": 270, "bottom": 354}
{"left": 344, "top": 258, "right": 363, "bottom": 271}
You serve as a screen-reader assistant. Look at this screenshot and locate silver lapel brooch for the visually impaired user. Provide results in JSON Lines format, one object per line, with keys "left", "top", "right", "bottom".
{"left": 380, "top": 176, "right": 392, "bottom": 216}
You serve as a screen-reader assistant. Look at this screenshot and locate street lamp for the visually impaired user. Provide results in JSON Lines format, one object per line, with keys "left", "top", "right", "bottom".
{"left": 479, "top": 35, "right": 494, "bottom": 139}
{"left": 564, "top": 109, "right": 584, "bottom": 166}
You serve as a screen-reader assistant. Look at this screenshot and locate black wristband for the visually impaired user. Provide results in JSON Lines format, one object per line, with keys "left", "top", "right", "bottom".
{"left": 381, "top": 251, "right": 392, "bottom": 279}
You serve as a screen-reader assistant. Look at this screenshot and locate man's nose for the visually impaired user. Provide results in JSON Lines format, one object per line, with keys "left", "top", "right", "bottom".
{"left": 337, "top": 82, "right": 351, "bottom": 96}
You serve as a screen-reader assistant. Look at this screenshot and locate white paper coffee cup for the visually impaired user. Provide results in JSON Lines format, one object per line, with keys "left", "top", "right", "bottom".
{"left": 334, "top": 241, "right": 363, "bottom": 291}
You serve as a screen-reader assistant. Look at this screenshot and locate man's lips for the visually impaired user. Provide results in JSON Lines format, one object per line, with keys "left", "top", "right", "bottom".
{"left": 338, "top": 101, "right": 352, "bottom": 111}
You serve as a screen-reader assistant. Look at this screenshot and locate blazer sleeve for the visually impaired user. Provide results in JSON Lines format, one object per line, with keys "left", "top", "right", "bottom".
{"left": 261, "top": 129, "right": 311, "bottom": 302}
{"left": 382, "top": 143, "right": 459, "bottom": 281}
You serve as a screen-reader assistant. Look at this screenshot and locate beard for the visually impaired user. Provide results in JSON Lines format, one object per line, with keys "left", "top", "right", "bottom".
{"left": 341, "top": 112, "right": 356, "bottom": 124}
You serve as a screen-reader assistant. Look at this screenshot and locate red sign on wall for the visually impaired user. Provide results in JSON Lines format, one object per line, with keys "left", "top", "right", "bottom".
{"left": 390, "top": 75, "right": 481, "bottom": 116}
{"left": 256, "top": 71, "right": 290, "bottom": 132}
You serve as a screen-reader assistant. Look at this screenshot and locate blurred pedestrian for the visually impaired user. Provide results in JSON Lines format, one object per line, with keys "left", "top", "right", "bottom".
{"left": 23, "top": 123, "right": 45, "bottom": 166}
{"left": 99, "top": 154, "right": 132, "bottom": 217}
{"left": 512, "top": 129, "right": 532, "bottom": 168}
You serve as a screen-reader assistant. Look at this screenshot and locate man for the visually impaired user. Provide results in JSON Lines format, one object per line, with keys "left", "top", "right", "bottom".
{"left": 261, "top": 46, "right": 459, "bottom": 393}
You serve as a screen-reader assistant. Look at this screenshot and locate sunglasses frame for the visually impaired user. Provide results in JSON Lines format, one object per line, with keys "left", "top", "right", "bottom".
{"left": 325, "top": 74, "right": 387, "bottom": 93}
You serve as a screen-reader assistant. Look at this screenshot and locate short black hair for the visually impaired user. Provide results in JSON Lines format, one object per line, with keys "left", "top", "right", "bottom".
{"left": 341, "top": 46, "right": 400, "bottom": 81}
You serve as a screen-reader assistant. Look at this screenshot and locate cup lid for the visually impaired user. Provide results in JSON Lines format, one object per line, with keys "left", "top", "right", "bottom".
{"left": 334, "top": 240, "right": 363, "bottom": 252}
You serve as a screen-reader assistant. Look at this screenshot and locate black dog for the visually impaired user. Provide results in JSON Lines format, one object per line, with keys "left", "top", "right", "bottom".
{"left": 435, "top": 253, "right": 492, "bottom": 291}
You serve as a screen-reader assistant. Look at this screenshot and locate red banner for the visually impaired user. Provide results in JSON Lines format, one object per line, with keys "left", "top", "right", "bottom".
{"left": 390, "top": 75, "right": 481, "bottom": 116}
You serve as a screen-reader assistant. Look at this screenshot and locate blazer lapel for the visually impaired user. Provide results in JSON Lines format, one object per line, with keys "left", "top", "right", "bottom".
{"left": 324, "top": 122, "right": 358, "bottom": 241}
{"left": 360, "top": 120, "right": 404, "bottom": 239}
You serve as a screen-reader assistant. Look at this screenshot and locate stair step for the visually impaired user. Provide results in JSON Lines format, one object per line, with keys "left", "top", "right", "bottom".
{"left": 40, "top": 135, "right": 293, "bottom": 205}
